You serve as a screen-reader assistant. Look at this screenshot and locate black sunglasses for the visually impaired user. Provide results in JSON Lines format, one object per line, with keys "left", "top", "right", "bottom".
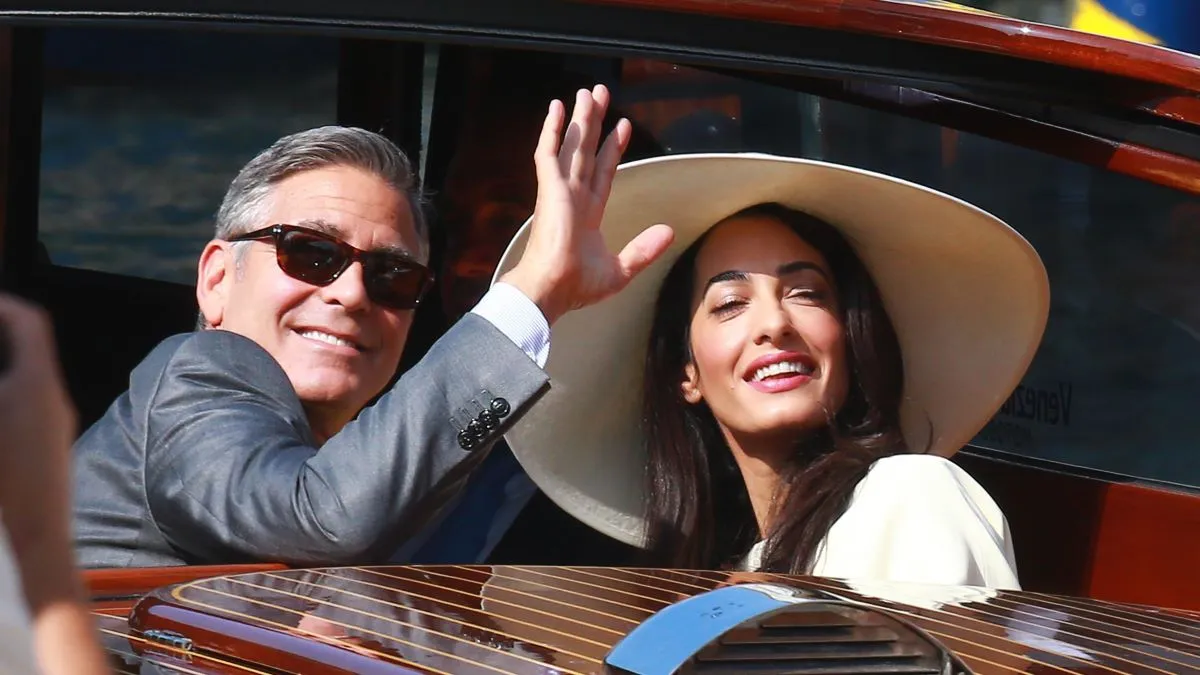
{"left": 228, "top": 224, "right": 434, "bottom": 310}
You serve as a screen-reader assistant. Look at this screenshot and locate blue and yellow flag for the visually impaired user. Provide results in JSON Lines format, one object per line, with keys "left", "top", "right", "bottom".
{"left": 1071, "top": 0, "right": 1200, "bottom": 53}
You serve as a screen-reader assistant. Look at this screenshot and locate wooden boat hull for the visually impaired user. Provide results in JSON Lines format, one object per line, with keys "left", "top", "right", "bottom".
{"left": 90, "top": 565, "right": 1200, "bottom": 674}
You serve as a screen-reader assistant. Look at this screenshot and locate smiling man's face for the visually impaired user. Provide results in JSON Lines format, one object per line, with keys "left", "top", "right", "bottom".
{"left": 197, "top": 164, "right": 421, "bottom": 438}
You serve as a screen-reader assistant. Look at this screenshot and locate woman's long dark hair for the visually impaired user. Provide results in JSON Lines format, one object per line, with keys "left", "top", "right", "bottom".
{"left": 642, "top": 202, "right": 911, "bottom": 573}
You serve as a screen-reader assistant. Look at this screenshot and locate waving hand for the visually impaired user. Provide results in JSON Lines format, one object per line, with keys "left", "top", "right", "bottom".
{"left": 501, "top": 85, "right": 674, "bottom": 324}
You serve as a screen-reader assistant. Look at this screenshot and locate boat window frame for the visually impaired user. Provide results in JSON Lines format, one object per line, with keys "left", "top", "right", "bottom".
{"left": 3, "top": 8, "right": 1200, "bottom": 492}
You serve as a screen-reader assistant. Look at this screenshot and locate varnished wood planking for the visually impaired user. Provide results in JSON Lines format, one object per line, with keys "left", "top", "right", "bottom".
{"left": 104, "top": 565, "right": 1200, "bottom": 674}
{"left": 1090, "top": 483, "right": 1200, "bottom": 609}
{"left": 85, "top": 563, "right": 287, "bottom": 600}
{"left": 955, "top": 453, "right": 1200, "bottom": 612}
{"left": 94, "top": 609, "right": 277, "bottom": 674}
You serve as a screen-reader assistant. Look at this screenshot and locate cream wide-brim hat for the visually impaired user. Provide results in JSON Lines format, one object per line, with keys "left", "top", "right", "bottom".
{"left": 490, "top": 153, "right": 1049, "bottom": 548}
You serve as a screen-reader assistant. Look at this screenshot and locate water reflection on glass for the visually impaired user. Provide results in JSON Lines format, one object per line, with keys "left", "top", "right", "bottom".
{"left": 38, "top": 28, "right": 338, "bottom": 284}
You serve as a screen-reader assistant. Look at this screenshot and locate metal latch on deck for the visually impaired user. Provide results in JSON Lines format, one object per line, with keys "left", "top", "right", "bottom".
{"left": 142, "top": 629, "right": 194, "bottom": 652}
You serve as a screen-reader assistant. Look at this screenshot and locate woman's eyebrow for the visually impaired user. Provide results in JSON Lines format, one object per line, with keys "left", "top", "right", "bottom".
{"left": 704, "top": 270, "right": 748, "bottom": 290}
{"left": 704, "top": 261, "right": 829, "bottom": 291}
{"left": 777, "top": 260, "right": 830, "bottom": 280}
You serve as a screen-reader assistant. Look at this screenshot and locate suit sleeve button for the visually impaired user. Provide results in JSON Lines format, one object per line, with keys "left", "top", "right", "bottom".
{"left": 467, "top": 419, "right": 484, "bottom": 436}
{"left": 457, "top": 429, "right": 478, "bottom": 450}
{"left": 479, "top": 410, "right": 499, "bottom": 430}
{"left": 490, "top": 398, "right": 511, "bottom": 417}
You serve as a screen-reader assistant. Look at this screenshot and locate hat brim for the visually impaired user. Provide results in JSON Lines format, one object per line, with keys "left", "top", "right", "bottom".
{"left": 491, "top": 153, "right": 1049, "bottom": 548}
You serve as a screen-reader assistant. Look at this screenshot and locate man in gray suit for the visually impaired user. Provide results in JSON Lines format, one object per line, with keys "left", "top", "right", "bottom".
{"left": 71, "top": 86, "right": 674, "bottom": 568}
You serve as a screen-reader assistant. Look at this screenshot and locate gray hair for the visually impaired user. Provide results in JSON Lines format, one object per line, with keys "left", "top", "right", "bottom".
{"left": 215, "top": 125, "right": 428, "bottom": 261}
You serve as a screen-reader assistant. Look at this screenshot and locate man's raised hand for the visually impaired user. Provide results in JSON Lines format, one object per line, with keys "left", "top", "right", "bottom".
{"left": 501, "top": 85, "right": 674, "bottom": 325}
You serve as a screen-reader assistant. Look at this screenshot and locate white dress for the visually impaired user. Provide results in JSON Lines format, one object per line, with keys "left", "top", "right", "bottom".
{"left": 737, "top": 454, "right": 1021, "bottom": 590}
{"left": 0, "top": 514, "right": 41, "bottom": 675}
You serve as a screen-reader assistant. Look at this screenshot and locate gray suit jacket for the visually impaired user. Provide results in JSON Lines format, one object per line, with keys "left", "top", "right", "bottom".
{"left": 72, "top": 314, "right": 549, "bottom": 568}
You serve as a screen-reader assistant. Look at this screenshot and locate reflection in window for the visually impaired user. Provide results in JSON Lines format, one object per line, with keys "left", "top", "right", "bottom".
{"left": 817, "top": 100, "right": 1200, "bottom": 491}
{"left": 611, "top": 61, "right": 1200, "bottom": 489}
{"left": 38, "top": 28, "right": 338, "bottom": 284}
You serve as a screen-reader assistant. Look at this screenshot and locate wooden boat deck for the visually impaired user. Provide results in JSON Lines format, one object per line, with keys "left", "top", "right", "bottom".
{"left": 89, "top": 565, "right": 1200, "bottom": 674}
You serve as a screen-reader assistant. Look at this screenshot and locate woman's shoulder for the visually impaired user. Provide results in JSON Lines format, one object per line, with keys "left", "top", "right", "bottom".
{"left": 858, "top": 453, "right": 987, "bottom": 496}
{"left": 816, "top": 453, "right": 1020, "bottom": 589}
{"left": 861, "top": 452, "right": 970, "bottom": 482}
{"left": 847, "top": 453, "right": 1008, "bottom": 536}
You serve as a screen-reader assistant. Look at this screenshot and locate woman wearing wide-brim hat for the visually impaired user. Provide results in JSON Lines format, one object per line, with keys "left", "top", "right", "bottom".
{"left": 492, "top": 153, "right": 1048, "bottom": 588}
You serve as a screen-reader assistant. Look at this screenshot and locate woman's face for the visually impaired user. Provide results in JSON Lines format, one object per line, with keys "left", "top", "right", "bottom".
{"left": 682, "top": 214, "right": 849, "bottom": 445}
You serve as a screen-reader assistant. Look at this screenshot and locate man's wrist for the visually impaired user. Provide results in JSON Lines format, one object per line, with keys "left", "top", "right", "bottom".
{"left": 498, "top": 268, "right": 563, "bottom": 326}
{"left": 470, "top": 282, "right": 552, "bottom": 368}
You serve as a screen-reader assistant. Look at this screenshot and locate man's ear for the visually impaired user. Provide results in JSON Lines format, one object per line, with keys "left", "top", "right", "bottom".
{"left": 681, "top": 362, "right": 703, "bottom": 404}
{"left": 196, "top": 240, "right": 234, "bottom": 328}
